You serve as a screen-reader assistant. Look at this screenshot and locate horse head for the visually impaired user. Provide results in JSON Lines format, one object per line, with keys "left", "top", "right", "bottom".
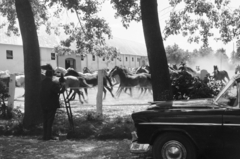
{"left": 213, "top": 65, "right": 219, "bottom": 74}
{"left": 83, "top": 67, "right": 91, "bottom": 73}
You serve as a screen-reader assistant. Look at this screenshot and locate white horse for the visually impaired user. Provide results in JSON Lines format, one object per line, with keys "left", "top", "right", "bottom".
{"left": 0, "top": 70, "right": 10, "bottom": 78}
{"left": 15, "top": 74, "right": 25, "bottom": 97}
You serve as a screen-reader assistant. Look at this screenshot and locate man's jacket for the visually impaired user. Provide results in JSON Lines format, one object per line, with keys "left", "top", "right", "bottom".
{"left": 40, "top": 77, "right": 62, "bottom": 110}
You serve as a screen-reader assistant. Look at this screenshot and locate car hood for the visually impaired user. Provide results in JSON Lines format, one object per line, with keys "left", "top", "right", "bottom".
{"left": 149, "top": 98, "right": 215, "bottom": 110}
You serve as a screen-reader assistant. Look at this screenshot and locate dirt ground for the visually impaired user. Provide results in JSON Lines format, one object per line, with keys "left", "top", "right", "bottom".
{"left": 0, "top": 136, "right": 143, "bottom": 159}
{"left": 0, "top": 87, "right": 153, "bottom": 159}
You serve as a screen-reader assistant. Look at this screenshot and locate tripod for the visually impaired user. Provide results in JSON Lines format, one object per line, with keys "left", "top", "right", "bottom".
{"left": 61, "top": 91, "right": 75, "bottom": 132}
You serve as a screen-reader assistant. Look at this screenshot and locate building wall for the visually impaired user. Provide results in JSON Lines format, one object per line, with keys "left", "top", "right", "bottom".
{"left": 57, "top": 53, "right": 145, "bottom": 72}
{"left": 0, "top": 43, "right": 56, "bottom": 73}
{"left": 0, "top": 44, "right": 24, "bottom": 73}
{"left": 0, "top": 43, "right": 147, "bottom": 74}
{"left": 40, "top": 47, "right": 57, "bottom": 68}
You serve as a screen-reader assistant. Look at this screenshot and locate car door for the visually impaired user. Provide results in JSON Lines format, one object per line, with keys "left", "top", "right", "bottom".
{"left": 223, "top": 108, "right": 240, "bottom": 158}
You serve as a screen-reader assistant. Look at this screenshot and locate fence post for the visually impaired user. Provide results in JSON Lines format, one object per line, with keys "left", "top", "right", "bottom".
{"left": 7, "top": 74, "right": 15, "bottom": 109}
{"left": 96, "top": 69, "right": 104, "bottom": 116}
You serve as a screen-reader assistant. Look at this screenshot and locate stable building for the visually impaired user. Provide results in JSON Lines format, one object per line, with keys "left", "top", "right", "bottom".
{"left": 0, "top": 30, "right": 148, "bottom": 73}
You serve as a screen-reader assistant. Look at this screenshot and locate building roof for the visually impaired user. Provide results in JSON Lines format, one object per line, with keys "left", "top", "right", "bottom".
{"left": 106, "top": 37, "right": 147, "bottom": 56}
{"left": 0, "top": 30, "right": 147, "bottom": 56}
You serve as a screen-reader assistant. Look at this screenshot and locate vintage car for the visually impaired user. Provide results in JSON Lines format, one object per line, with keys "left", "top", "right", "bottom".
{"left": 130, "top": 74, "right": 240, "bottom": 159}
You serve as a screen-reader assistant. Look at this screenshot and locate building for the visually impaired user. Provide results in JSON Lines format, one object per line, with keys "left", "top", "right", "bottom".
{"left": 0, "top": 31, "right": 148, "bottom": 73}
{"left": 57, "top": 37, "right": 149, "bottom": 72}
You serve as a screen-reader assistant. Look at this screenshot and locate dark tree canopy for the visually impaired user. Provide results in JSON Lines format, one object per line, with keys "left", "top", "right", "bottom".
{"left": 164, "top": 0, "right": 240, "bottom": 47}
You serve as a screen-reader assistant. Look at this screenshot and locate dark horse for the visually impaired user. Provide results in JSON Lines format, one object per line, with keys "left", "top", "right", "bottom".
{"left": 65, "top": 69, "right": 115, "bottom": 99}
{"left": 109, "top": 66, "right": 151, "bottom": 97}
{"left": 83, "top": 67, "right": 113, "bottom": 91}
{"left": 213, "top": 65, "right": 230, "bottom": 84}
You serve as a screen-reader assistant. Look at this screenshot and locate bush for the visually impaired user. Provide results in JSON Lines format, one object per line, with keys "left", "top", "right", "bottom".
{"left": 171, "top": 71, "right": 220, "bottom": 100}
{"left": 97, "top": 116, "right": 134, "bottom": 140}
{"left": 0, "top": 79, "right": 10, "bottom": 119}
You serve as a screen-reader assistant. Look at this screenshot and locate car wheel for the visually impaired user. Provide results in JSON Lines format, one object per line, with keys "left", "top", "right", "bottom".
{"left": 153, "top": 133, "right": 196, "bottom": 159}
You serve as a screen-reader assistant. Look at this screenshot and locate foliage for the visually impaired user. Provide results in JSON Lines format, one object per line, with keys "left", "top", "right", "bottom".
{"left": 171, "top": 70, "right": 220, "bottom": 100}
{"left": 165, "top": 43, "right": 190, "bottom": 64}
{"left": 110, "top": 0, "right": 141, "bottom": 28}
{"left": 0, "top": 107, "right": 24, "bottom": 135}
{"left": 0, "top": 109, "right": 134, "bottom": 140}
{"left": 164, "top": 0, "right": 240, "bottom": 47}
{"left": 0, "top": 0, "right": 49, "bottom": 36}
{"left": 0, "top": 0, "right": 118, "bottom": 58}
{"left": 0, "top": 79, "right": 10, "bottom": 119}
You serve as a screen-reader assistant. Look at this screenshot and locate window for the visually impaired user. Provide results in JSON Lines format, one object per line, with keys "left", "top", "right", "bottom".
{"left": 126, "top": 57, "right": 128, "bottom": 61}
{"left": 92, "top": 55, "right": 95, "bottom": 61}
{"left": 137, "top": 58, "right": 140, "bottom": 62}
{"left": 132, "top": 57, "right": 134, "bottom": 61}
{"left": 81, "top": 55, "right": 84, "bottom": 61}
{"left": 51, "top": 53, "right": 55, "bottom": 60}
{"left": 6, "top": 50, "right": 13, "bottom": 59}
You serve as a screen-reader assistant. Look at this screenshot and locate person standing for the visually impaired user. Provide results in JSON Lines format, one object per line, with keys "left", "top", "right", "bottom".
{"left": 40, "top": 70, "right": 64, "bottom": 140}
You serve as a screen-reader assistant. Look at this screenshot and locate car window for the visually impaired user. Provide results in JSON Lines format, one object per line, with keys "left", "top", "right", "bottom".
{"left": 217, "top": 83, "right": 238, "bottom": 107}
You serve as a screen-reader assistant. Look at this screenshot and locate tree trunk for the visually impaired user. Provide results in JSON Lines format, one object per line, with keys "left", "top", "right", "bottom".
{"left": 140, "top": 0, "right": 172, "bottom": 101}
{"left": 15, "top": 0, "right": 42, "bottom": 128}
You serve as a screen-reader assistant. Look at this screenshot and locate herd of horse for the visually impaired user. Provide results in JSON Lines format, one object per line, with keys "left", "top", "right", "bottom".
{"left": 1, "top": 63, "right": 239, "bottom": 104}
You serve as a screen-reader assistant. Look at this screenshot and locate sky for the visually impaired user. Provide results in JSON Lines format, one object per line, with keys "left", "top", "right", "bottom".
{"left": 96, "top": 0, "right": 240, "bottom": 57}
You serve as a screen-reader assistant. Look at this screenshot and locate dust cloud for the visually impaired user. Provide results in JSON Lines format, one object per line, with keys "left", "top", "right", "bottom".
{"left": 187, "top": 54, "right": 236, "bottom": 78}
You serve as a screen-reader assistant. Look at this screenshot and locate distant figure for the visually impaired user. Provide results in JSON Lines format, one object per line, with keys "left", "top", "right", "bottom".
{"left": 40, "top": 70, "right": 65, "bottom": 141}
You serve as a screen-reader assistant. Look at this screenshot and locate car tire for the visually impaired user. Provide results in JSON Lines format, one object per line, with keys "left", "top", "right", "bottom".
{"left": 153, "top": 132, "right": 196, "bottom": 159}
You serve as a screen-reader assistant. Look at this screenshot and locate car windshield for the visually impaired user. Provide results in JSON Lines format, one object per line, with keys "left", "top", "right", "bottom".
{"left": 216, "top": 82, "right": 238, "bottom": 107}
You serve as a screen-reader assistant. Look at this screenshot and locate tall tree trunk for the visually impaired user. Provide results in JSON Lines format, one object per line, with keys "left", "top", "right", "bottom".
{"left": 140, "top": 0, "right": 172, "bottom": 101}
{"left": 15, "top": 0, "right": 42, "bottom": 128}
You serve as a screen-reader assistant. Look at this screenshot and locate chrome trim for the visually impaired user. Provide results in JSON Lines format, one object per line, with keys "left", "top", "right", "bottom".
{"left": 223, "top": 124, "right": 240, "bottom": 126}
{"left": 139, "top": 122, "right": 222, "bottom": 126}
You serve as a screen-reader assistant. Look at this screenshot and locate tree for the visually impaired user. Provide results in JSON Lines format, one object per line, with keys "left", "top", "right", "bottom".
{"left": 111, "top": 0, "right": 172, "bottom": 100}
{"left": 215, "top": 48, "right": 229, "bottom": 64}
{"left": 164, "top": 0, "right": 240, "bottom": 47}
{"left": 15, "top": 0, "right": 42, "bottom": 127}
{"left": 165, "top": 43, "right": 190, "bottom": 64}
{"left": 0, "top": 0, "right": 116, "bottom": 127}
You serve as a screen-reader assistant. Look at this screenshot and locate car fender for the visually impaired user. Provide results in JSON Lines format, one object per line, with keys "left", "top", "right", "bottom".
{"left": 149, "top": 128, "right": 199, "bottom": 150}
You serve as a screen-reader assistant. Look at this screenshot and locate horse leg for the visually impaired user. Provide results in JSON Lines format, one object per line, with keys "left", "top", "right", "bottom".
{"left": 84, "top": 88, "right": 88, "bottom": 101}
{"left": 116, "top": 86, "right": 123, "bottom": 97}
{"left": 103, "top": 87, "right": 107, "bottom": 100}
{"left": 104, "top": 85, "right": 115, "bottom": 98}
{"left": 138, "top": 87, "right": 144, "bottom": 98}
{"left": 75, "top": 89, "right": 84, "bottom": 104}
{"left": 105, "top": 76, "right": 113, "bottom": 91}
{"left": 129, "top": 87, "right": 133, "bottom": 97}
